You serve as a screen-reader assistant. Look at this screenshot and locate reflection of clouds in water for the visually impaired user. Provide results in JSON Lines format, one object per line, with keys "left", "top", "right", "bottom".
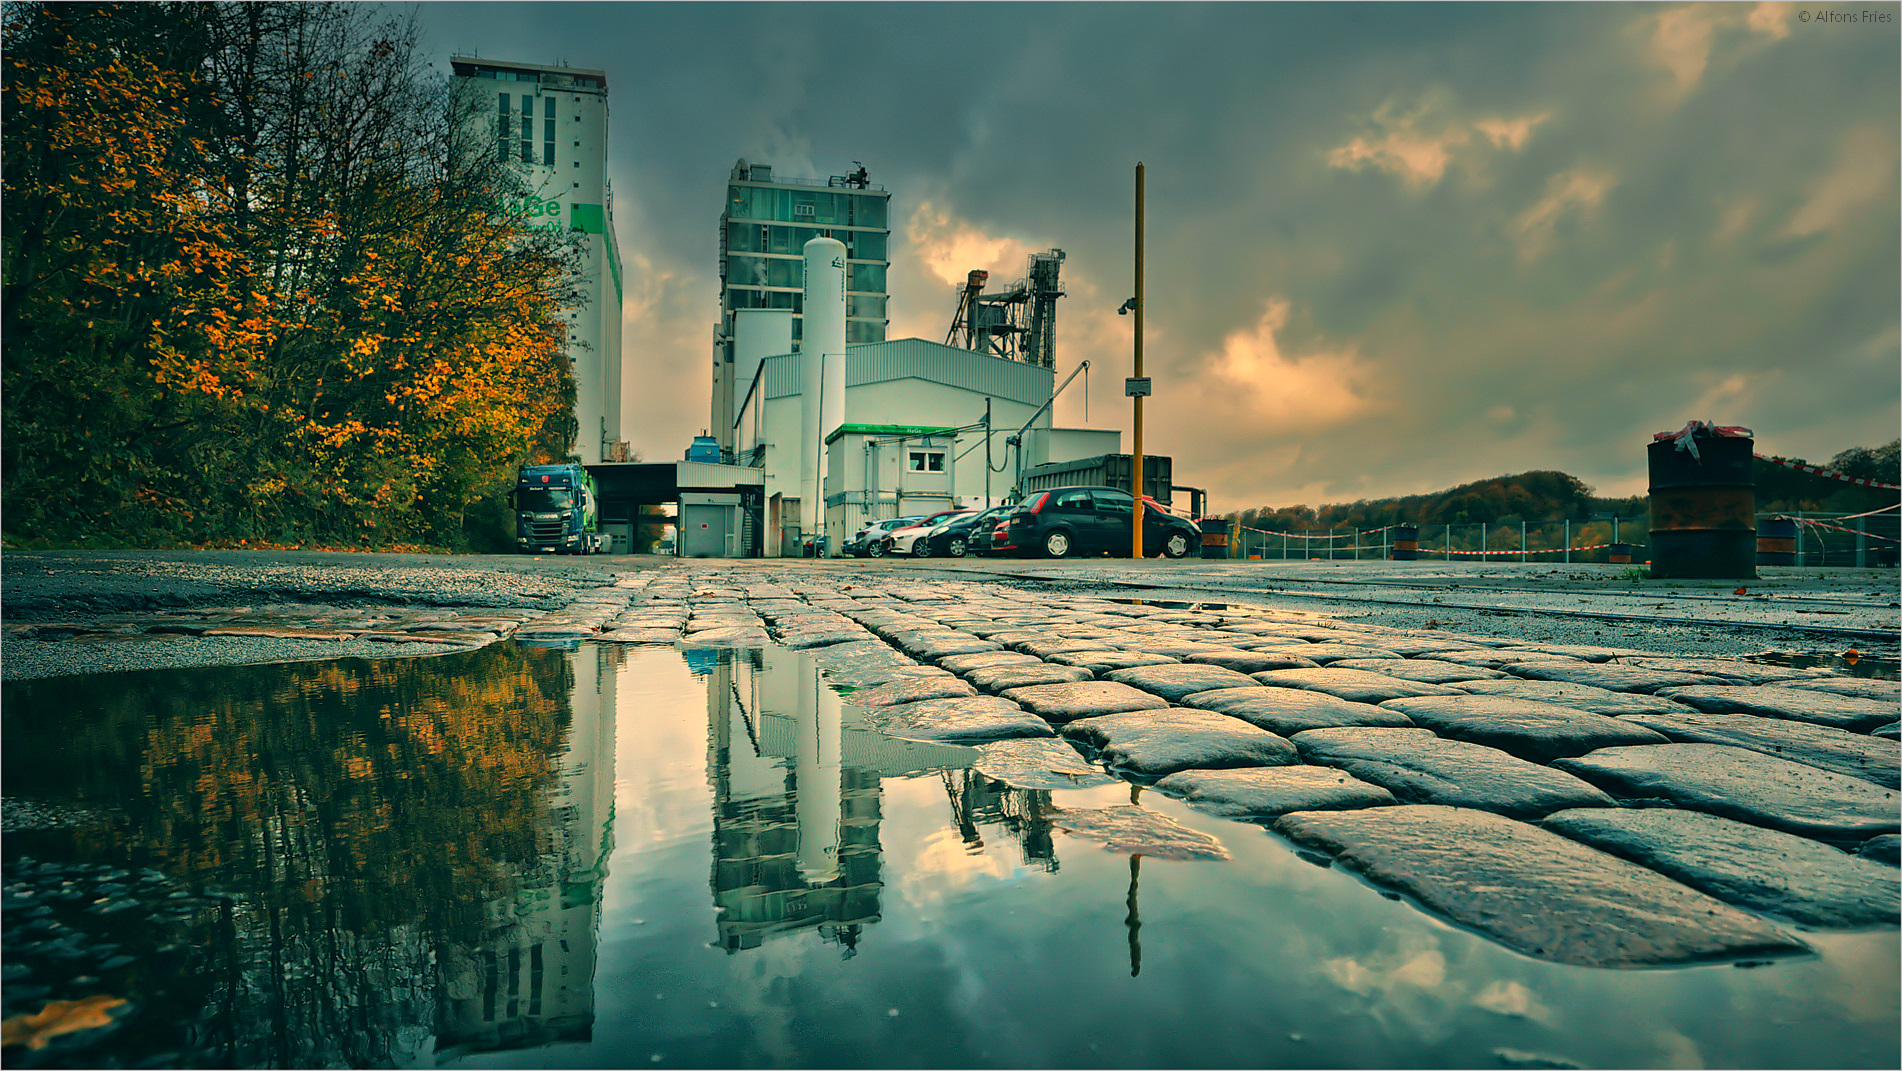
{"left": 883, "top": 779, "right": 1041, "bottom": 913}
{"left": 1802, "top": 932, "right": 1902, "bottom": 1024}
{"left": 1651, "top": 1027, "right": 1706, "bottom": 1070}
{"left": 1322, "top": 947, "right": 1446, "bottom": 995}
{"left": 612, "top": 649, "right": 718, "bottom": 852}
{"left": 718, "top": 940, "right": 822, "bottom": 1066}
{"left": 1472, "top": 980, "right": 1554, "bottom": 1023}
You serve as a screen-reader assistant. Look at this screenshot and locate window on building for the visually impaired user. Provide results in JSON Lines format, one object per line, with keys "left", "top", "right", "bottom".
{"left": 853, "top": 195, "right": 887, "bottom": 229}
{"left": 543, "top": 96, "right": 555, "bottom": 164}
{"left": 849, "top": 261, "right": 886, "bottom": 292}
{"left": 908, "top": 451, "right": 945, "bottom": 472}
{"left": 852, "top": 230, "right": 887, "bottom": 260}
{"left": 497, "top": 93, "right": 510, "bottom": 162}
{"left": 519, "top": 94, "right": 533, "bottom": 163}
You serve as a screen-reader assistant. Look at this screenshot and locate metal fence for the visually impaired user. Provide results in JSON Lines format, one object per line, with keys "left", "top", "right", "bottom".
{"left": 1226, "top": 510, "right": 1900, "bottom": 567}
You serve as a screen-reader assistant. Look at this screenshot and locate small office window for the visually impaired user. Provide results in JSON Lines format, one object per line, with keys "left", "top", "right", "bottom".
{"left": 908, "top": 451, "right": 945, "bottom": 472}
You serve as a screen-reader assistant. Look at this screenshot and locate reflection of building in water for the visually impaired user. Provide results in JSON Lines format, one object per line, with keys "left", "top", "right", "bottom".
{"left": 436, "top": 644, "right": 620, "bottom": 1057}
{"left": 703, "top": 647, "right": 1062, "bottom": 954}
{"left": 940, "top": 768, "right": 1059, "bottom": 873}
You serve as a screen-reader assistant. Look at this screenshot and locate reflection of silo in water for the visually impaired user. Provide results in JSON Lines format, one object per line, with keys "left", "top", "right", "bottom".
{"left": 706, "top": 646, "right": 895, "bottom": 953}
{"left": 793, "top": 650, "right": 843, "bottom": 883}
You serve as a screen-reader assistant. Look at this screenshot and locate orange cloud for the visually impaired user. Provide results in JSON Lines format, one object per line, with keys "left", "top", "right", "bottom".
{"left": 1328, "top": 96, "right": 1551, "bottom": 188}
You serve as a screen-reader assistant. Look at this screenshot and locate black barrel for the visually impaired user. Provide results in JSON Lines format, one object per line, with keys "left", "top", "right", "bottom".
{"left": 1392, "top": 524, "right": 1419, "bottom": 561}
{"left": 1647, "top": 433, "right": 1756, "bottom": 579}
{"left": 1199, "top": 518, "right": 1230, "bottom": 560}
{"left": 1756, "top": 517, "right": 1797, "bottom": 566}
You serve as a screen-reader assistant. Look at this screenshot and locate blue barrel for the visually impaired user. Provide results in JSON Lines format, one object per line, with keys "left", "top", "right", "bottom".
{"left": 1392, "top": 524, "right": 1419, "bottom": 561}
{"left": 1756, "top": 517, "right": 1797, "bottom": 566}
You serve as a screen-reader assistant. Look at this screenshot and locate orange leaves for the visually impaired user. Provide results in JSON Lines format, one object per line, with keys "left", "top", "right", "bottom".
{"left": 1, "top": 995, "right": 130, "bottom": 1051}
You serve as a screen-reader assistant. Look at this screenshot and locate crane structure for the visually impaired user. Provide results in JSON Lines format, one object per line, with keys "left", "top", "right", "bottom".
{"left": 943, "top": 249, "right": 1065, "bottom": 368}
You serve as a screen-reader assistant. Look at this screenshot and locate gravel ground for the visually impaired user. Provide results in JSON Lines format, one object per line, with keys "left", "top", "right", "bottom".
{"left": 1, "top": 550, "right": 662, "bottom": 680}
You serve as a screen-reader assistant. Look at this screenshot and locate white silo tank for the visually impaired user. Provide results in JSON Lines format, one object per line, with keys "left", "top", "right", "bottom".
{"left": 801, "top": 237, "right": 848, "bottom": 550}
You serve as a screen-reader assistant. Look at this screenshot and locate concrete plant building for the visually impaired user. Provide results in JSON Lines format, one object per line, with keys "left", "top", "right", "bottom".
{"left": 733, "top": 335, "right": 1118, "bottom": 555}
{"left": 451, "top": 57, "right": 627, "bottom": 464}
{"left": 711, "top": 160, "right": 892, "bottom": 456}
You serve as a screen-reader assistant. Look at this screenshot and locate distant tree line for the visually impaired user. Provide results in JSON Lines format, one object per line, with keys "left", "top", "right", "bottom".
{"left": 3, "top": 2, "right": 584, "bottom": 550}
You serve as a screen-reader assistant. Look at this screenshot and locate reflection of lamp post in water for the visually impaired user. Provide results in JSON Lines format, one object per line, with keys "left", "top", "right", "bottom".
{"left": 1126, "top": 854, "right": 1143, "bottom": 978}
{"left": 793, "top": 650, "right": 842, "bottom": 883}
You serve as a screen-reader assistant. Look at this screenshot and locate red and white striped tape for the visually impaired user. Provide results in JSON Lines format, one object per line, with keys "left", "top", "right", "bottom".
{"left": 1791, "top": 517, "right": 1902, "bottom": 545}
{"left": 1754, "top": 454, "right": 1901, "bottom": 490}
{"left": 1443, "top": 543, "right": 1642, "bottom": 557}
{"left": 1236, "top": 524, "right": 1408, "bottom": 539}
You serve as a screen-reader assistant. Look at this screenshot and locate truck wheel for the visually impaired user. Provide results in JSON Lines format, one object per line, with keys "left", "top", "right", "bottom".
{"left": 1161, "top": 532, "right": 1192, "bottom": 559}
{"left": 1041, "top": 530, "right": 1072, "bottom": 559}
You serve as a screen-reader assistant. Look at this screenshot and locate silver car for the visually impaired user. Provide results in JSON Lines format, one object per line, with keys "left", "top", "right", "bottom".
{"left": 848, "top": 516, "right": 923, "bottom": 557}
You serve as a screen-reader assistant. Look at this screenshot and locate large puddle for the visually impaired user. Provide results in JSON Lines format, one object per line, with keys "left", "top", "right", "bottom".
{"left": 3, "top": 642, "right": 1896, "bottom": 1068}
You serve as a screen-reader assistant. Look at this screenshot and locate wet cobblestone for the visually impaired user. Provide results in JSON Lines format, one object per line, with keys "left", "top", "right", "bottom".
{"left": 6, "top": 555, "right": 1897, "bottom": 971}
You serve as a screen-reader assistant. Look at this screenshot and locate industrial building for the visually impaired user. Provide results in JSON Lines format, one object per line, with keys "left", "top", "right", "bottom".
{"left": 711, "top": 160, "right": 892, "bottom": 456}
{"left": 733, "top": 335, "right": 1115, "bottom": 554}
{"left": 450, "top": 56, "right": 627, "bottom": 464}
{"left": 703, "top": 166, "right": 1117, "bottom": 556}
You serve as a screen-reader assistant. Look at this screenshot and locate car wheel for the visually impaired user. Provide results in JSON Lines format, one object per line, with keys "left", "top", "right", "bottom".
{"left": 1162, "top": 531, "right": 1192, "bottom": 559}
{"left": 946, "top": 535, "right": 968, "bottom": 558}
{"left": 912, "top": 539, "right": 932, "bottom": 558}
{"left": 866, "top": 540, "right": 886, "bottom": 558}
{"left": 1041, "top": 530, "right": 1072, "bottom": 559}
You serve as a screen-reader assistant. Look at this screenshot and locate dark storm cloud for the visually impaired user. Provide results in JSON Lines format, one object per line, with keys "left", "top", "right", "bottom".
{"left": 413, "top": 2, "right": 1898, "bottom": 511}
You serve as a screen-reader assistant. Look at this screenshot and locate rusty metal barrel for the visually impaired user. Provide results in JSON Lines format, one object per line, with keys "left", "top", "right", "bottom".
{"left": 1199, "top": 518, "right": 1230, "bottom": 559}
{"left": 1647, "top": 432, "right": 1757, "bottom": 579}
{"left": 1756, "top": 516, "right": 1797, "bottom": 566}
{"left": 1392, "top": 524, "right": 1419, "bottom": 561}
{"left": 1608, "top": 543, "right": 1632, "bottom": 565}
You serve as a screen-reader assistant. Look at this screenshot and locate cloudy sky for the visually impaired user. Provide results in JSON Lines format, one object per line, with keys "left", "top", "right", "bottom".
{"left": 413, "top": 2, "right": 1899, "bottom": 513}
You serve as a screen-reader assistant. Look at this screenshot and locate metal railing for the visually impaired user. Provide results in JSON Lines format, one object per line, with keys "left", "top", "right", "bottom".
{"left": 1221, "top": 510, "right": 1900, "bottom": 567}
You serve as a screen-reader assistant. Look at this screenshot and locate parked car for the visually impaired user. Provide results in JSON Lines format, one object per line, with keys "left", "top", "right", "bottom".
{"left": 846, "top": 516, "right": 922, "bottom": 558}
{"left": 983, "top": 514, "right": 1018, "bottom": 556}
{"left": 1000, "top": 485, "right": 1196, "bottom": 559}
{"left": 885, "top": 508, "right": 976, "bottom": 557}
{"left": 925, "top": 505, "right": 1013, "bottom": 558}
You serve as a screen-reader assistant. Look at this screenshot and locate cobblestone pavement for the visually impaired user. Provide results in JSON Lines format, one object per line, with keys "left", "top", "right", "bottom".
{"left": 5, "top": 552, "right": 1897, "bottom": 968}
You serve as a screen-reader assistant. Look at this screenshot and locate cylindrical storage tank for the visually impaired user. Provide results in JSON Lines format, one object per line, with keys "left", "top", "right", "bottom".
{"left": 1647, "top": 432, "right": 1757, "bottom": 579}
{"left": 1199, "top": 518, "right": 1230, "bottom": 559}
{"left": 1608, "top": 543, "right": 1632, "bottom": 565}
{"left": 802, "top": 237, "right": 848, "bottom": 553}
{"left": 1756, "top": 517, "right": 1797, "bottom": 566}
{"left": 1392, "top": 524, "right": 1420, "bottom": 561}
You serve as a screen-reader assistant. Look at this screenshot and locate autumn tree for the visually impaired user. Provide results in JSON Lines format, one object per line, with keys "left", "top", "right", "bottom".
{"left": 3, "top": 2, "right": 584, "bottom": 548}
